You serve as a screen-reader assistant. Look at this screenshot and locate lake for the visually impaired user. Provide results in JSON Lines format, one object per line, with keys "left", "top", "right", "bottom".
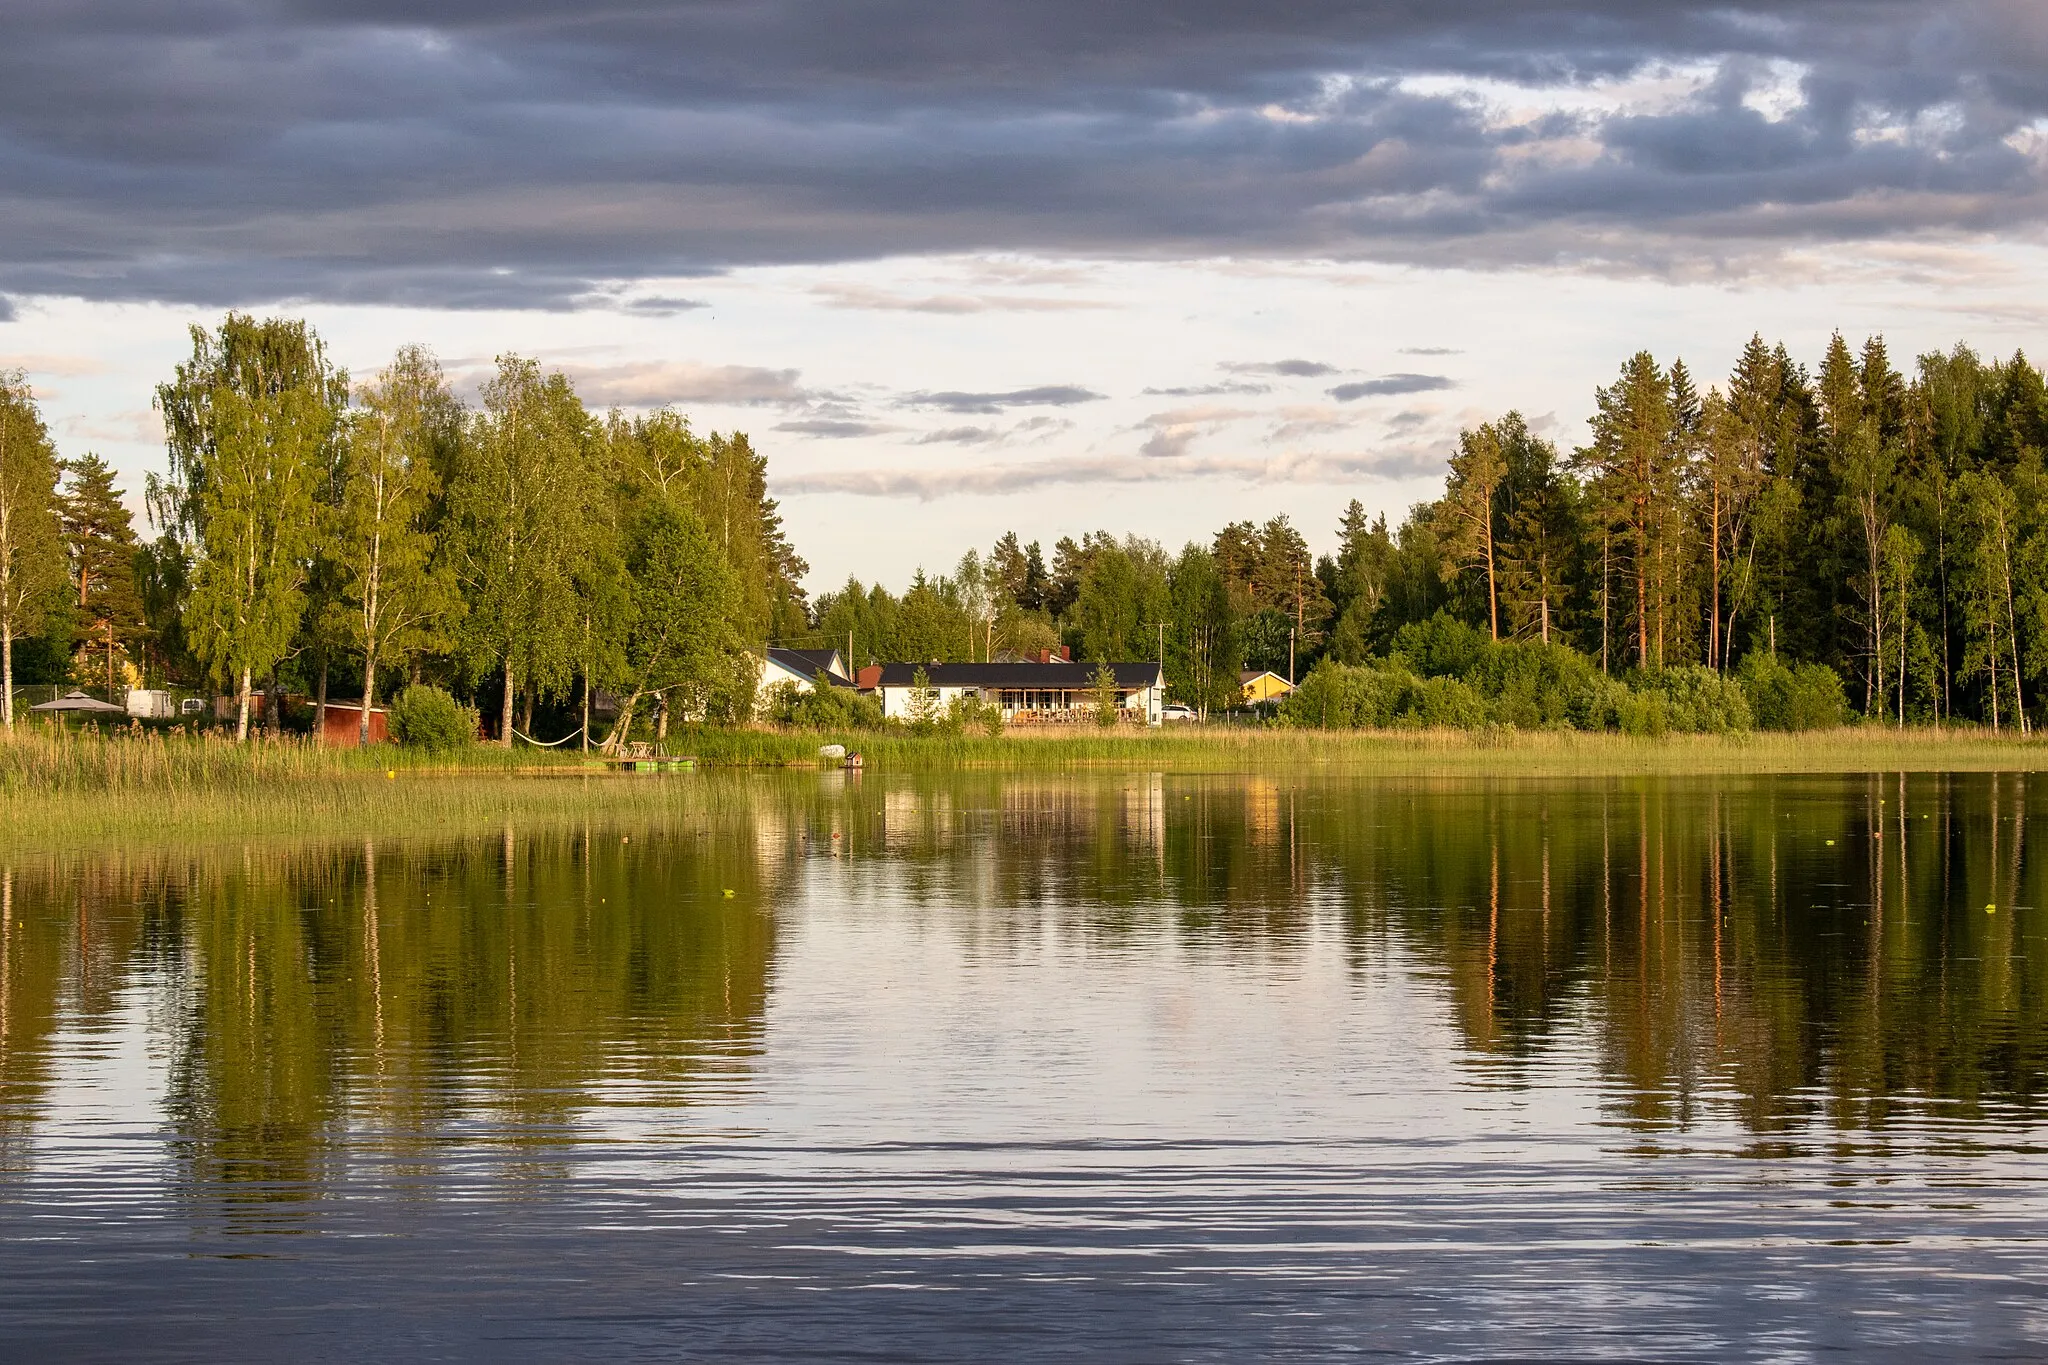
{"left": 2, "top": 770, "right": 2045, "bottom": 1361}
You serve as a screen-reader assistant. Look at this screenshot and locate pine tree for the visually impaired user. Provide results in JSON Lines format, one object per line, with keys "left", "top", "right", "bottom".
{"left": 1438, "top": 422, "right": 1508, "bottom": 639}
{"left": 58, "top": 453, "right": 145, "bottom": 694}
{"left": 1492, "top": 416, "right": 1577, "bottom": 646}
{"left": 1578, "top": 352, "right": 1678, "bottom": 668}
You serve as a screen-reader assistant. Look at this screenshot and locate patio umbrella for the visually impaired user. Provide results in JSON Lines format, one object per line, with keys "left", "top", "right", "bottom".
{"left": 29, "top": 690, "right": 128, "bottom": 715}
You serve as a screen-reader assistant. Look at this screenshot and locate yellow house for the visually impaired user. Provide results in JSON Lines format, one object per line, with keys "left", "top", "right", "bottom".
{"left": 1239, "top": 670, "right": 1295, "bottom": 705}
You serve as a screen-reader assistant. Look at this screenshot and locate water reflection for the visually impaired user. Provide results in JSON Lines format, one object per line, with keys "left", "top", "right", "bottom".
{"left": 1, "top": 819, "right": 781, "bottom": 1232}
{"left": 4, "top": 773, "right": 2045, "bottom": 1189}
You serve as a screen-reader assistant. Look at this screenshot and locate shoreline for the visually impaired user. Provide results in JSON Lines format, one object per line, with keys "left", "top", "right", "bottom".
{"left": 3, "top": 725, "right": 2045, "bottom": 853}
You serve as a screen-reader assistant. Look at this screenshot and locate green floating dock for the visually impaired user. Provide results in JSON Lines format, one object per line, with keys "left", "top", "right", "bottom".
{"left": 606, "top": 756, "right": 696, "bottom": 772}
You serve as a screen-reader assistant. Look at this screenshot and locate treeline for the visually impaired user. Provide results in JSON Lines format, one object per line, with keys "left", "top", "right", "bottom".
{"left": 5, "top": 320, "right": 2045, "bottom": 742}
{"left": 0, "top": 315, "right": 805, "bottom": 743}
{"left": 800, "top": 333, "right": 2048, "bottom": 731}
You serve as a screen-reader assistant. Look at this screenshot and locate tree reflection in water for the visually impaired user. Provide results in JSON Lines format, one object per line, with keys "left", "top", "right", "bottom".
{"left": 0, "top": 770, "right": 2042, "bottom": 1232}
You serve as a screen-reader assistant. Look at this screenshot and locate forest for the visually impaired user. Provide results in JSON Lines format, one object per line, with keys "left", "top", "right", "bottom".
{"left": 798, "top": 333, "right": 2048, "bottom": 734}
{"left": 1, "top": 315, "right": 2045, "bottom": 742}
{"left": 0, "top": 315, "right": 806, "bottom": 745}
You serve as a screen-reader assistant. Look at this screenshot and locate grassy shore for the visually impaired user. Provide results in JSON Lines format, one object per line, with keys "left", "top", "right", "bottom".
{"left": 678, "top": 723, "right": 2048, "bottom": 776}
{"left": 3, "top": 723, "right": 2044, "bottom": 850}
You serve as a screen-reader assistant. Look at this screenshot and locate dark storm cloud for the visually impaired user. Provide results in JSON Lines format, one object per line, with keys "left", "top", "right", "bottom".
{"left": 2, "top": 1, "right": 2044, "bottom": 307}
{"left": 1330, "top": 374, "right": 1456, "bottom": 400}
{"left": 904, "top": 386, "right": 1105, "bottom": 414}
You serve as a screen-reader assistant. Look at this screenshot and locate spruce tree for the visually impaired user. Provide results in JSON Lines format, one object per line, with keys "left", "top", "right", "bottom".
{"left": 58, "top": 453, "right": 145, "bottom": 694}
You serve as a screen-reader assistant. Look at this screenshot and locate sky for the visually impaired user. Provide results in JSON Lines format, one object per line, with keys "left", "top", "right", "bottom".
{"left": 3, "top": 0, "right": 2046, "bottom": 592}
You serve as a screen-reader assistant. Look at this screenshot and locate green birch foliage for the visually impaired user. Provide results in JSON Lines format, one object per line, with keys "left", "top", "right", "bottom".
{"left": 151, "top": 315, "right": 350, "bottom": 549}
{"left": 181, "top": 333, "right": 340, "bottom": 725}
{"left": 618, "top": 501, "right": 746, "bottom": 725}
{"left": 1074, "top": 536, "right": 1170, "bottom": 661}
{"left": 0, "top": 373, "right": 69, "bottom": 727}
{"left": 448, "top": 356, "right": 598, "bottom": 734}
{"left": 1165, "top": 540, "right": 1239, "bottom": 713}
{"left": 1953, "top": 468, "right": 2027, "bottom": 730}
{"left": 338, "top": 346, "right": 463, "bottom": 734}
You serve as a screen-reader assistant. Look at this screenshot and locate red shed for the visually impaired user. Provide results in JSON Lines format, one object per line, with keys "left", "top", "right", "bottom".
{"left": 319, "top": 701, "right": 389, "bottom": 746}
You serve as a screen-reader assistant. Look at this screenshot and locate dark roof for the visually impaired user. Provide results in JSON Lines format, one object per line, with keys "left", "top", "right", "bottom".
{"left": 872, "top": 661, "right": 1162, "bottom": 689}
{"left": 766, "top": 647, "right": 852, "bottom": 687}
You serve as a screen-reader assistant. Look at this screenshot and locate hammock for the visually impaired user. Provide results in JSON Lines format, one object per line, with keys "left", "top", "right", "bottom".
{"left": 511, "top": 725, "right": 585, "bottom": 748}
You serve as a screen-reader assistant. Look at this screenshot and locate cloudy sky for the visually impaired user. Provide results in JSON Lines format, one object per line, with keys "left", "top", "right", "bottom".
{"left": 4, "top": 1, "right": 2046, "bottom": 589}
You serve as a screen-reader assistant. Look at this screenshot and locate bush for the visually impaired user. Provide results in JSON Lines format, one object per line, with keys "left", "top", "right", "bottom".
{"left": 1564, "top": 673, "right": 1630, "bottom": 731}
{"left": 1737, "top": 654, "right": 1848, "bottom": 731}
{"left": 764, "top": 679, "right": 884, "bottom": 729}
{"left": 386, "top": 685, "right": 478, "bottom": 751}
{"left": 1634, "top": 665, "right": 1752, "bottom": 734}
{"left": 1402, "top": 674, "right": 1489, "bottom": 729}
{"left": 1391, "top": 612, "right": 1597, "bottom": 728}
{"left": 1281, "top": 660, "right": 1407, "bottom": 728}
{"left": 1389, "top": 613, "right": 1492, "bottom": 680}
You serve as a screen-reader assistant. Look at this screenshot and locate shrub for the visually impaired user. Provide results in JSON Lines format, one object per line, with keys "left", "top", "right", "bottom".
{"left": 1402, "top": 674, "right": 1489, "bottom": 729}
{"left": 1281, "top": 660, "right": 1407, "bottom": 728}
{"left": 1391, "top": 612, "right": 1597, "bottom": 728}
{"left": 1092, "top": 663, "right": 1121, "bottom": 728}
{"left": 1634, "top": 665, "right": 1752, "bottom": 734}
{"left": 1564, "top": 673, "right": 1632, "bottom": 731}
{"left": 1389, "top": 612, "right": 1493, "bottom": 681}
{"left": 386, "top": 685, "right": 477, "bottom": 751}
{"left": 906, "top": 666, "right": 942, "bottom": 734}
{"left": 764, "top": 678, "right": 884, "bottom": 729}
{"left": 1737, "top": 654, "right": 1848, "bottom": 731}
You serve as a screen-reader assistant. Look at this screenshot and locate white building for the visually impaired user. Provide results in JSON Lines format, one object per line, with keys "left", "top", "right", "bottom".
{"left": 871, "top": 661, "right": 1166, "bottom": 725}
{"left": 755, "top": 647, "right": 850, "bottom": 696}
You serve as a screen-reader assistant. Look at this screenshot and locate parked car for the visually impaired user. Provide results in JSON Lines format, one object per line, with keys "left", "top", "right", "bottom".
{"left": 1160, "top": 704, "right": 1197, "bottom": 722}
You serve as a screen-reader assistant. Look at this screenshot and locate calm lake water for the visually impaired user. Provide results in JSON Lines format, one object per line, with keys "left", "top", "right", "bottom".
{"left": 2, "top": 771, "right": 2046, "bottom": 1361}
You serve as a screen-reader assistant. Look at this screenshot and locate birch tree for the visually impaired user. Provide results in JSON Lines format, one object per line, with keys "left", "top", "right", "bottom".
{"left": 337, "top": 346, "right": 462, "bottom": 745}
{"left": 448, "top": 356, "right": 595, "bottom": 746}
{"left": 186, "top": 357, "right": 332, "bottom": 739}
{"left": 154, "top": 316, "right": 346, "bottom": 736}
{"left": 1955, "top": 470, "right": 2026, "bottom": 732}
{"left": 0, "top": 375, "right": 67, "bottom": 730}
{"left": 600, "top": 501, "right": 742, "bottom": 751}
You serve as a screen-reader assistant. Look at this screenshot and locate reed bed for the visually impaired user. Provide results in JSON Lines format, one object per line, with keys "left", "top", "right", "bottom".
{"left": 3, "top": 723, "right": 2044, "bottom": 853}
{"left": 680, "top": 722, "right": 2048, "bottom": 776}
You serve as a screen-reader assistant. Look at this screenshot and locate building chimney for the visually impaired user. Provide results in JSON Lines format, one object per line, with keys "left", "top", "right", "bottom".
{"left": 1035, "top": 649, "right": 1051, "bottom": 664}
{"left": 1059, "top": 645, "right": 1072, "bottom": 662}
